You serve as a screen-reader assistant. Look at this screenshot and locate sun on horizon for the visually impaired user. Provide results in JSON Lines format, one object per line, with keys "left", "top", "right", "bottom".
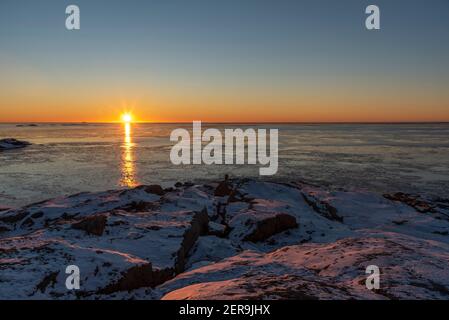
{"left": 121, "top": 113, "right": 133, "bottom": 123}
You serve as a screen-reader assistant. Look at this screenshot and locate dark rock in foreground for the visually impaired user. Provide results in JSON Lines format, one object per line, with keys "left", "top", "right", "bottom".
{"left": 230, "top": 211, "right": 298, "bottom": 242}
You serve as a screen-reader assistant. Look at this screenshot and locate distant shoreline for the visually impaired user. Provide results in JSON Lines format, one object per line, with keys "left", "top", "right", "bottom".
{"left": 1, "top": 121, "right": 449, "bottom": 125}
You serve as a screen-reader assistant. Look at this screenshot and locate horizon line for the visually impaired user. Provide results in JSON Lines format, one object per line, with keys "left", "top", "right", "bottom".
{"left": 1, "top": 121, "right": 449, "bottom": 125}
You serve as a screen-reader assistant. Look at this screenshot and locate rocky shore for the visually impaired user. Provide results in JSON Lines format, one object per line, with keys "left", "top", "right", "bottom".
{"left": 0, "top": 138, "right": 30, "bottom": 151}
{"left": 1, "top": 178, "right": 449, "bottom": 299}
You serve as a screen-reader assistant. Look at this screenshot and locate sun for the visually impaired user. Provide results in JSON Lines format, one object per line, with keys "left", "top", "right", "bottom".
{"left": 121, "top": 113, "right": 132, "bottom": 123}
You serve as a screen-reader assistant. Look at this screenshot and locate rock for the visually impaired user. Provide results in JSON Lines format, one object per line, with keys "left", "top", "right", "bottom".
{"left": 121, "top": 201, "right": 157, "bottom": 212}
{"left": 384, "top": 192, "right": 435, "bottom": 213}
{"left": 21, "top": 217, "right": 35, "bottom": 228}
{"left": 214, "top": 181, "right": 232, "bottom": 197}
{"left": 0, "top": 186, "right": 209, "bottom": 298}
{"left": 162, "top": 274, "right": 320, "bottom": 300}
{"left": 16, "top": 124, "right": 38, "bottom": 127}
{"left": 229, "top": 211, "right": 298, "bottom": 242}
{"left": 0, "top": 210, "right": 29, "bottom": 223}
{"left": 243, "top": 213, "right": 298, "bottom": 242}
{"left": 228, "top": 189, "right": 244, "bottom": 203}
{"left": 302, "top": 193, "right": 343, "bottom": 222}
{"left": 99, "top": 264, "right": 173, "bottom": 294}
{"left": 160, "top": 235, "right": 449, "bottom": 300}
{"left": 433, "top": 230, "right": 449, "bottom": 236}
{"left": 36, "top": 272, "right": 59, "bottom": 293}
{"left": 96, "top": 208, "right": 208, "bottom": 291}
{"left": 71, "top": 214, "right": 108, "bottom": 236}
{"left": 2, "top": 178, "right": 449, "bottom": 300}
{"left": 392, "top": 220, "right": 408, "bottom": 226}
{"left": 185, "top": 236, "right": 239, "bottom": 270}
{"left": 0, "top": 224, "right": 11, "bottom": 233}
{"left": 174, "top": 208, "right": 209, "bottom": 274}
{"left": 214, "top": 175, "right": 232, "bottom": 197}
{"left": 0, "top": 138, "right": 31, "bottom": 151}
{"left": 0, "top": 237, "right": 147, "bottom": 298}
{"left": 138, "top": 185, "right": 165, "bottom": 196}
{"left": 31, "top": 211, "right": 44, "bottom": 219}
{"left": 208, "top": 221, "right": 227, "bottom": 237}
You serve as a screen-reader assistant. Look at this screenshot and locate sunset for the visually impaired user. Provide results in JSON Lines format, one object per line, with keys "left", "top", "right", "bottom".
{"left": 1, "top": 0, "right": 449, "bottom": 123}
{"left": 1, "top": 0, "right": 449, "bottom": 310}
{"left": 121, "top": 113, "right": 133, "bottom": 123}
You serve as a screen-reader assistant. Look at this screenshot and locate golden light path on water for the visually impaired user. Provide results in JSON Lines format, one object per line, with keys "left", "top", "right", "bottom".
{"left": 120, "top": 122, "right": 138, "bottom": 187}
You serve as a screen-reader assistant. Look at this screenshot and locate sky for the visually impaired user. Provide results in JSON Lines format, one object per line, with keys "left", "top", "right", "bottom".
{"left": 0, "top": 0, "right": 448, "bottom": 122}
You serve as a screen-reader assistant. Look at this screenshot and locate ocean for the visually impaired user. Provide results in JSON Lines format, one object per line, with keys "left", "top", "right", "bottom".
{"left": 1, "top": 123, "right": 449, "bottom": 208}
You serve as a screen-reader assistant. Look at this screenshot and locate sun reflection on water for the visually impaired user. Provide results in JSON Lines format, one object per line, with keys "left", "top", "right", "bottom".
{"left": 120, "top": 122, "right": 138, "bottom": 187}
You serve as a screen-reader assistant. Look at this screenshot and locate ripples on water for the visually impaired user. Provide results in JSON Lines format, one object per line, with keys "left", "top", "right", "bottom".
{"left": 1, "top": 123, "right": 449, "bottom": 207}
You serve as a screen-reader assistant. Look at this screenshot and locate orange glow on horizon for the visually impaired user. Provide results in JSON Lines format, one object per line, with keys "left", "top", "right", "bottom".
{"left": 2, "top": 98, "right": 449, "bottom": 123}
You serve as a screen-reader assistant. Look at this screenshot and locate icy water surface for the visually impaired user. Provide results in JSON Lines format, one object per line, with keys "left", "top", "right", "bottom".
{"left": 1, "top": 123, "right": 449, "bottom": 207}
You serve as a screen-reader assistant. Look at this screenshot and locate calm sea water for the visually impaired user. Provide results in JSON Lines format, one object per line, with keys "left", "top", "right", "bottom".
{"left": 1, "top": 123, "right": 449, "bottom": 208}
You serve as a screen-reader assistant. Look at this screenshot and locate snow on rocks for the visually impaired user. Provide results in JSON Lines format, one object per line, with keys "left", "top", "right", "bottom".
{"left": 160, "top": 233, "right": 449, "bottom": 300}
{"left": 1, "top": 178, "right": 449, "bottom": 299}
{"left": 0, "top": 138, "right": 30, "bottom": 151}
{"left": 0, "top": 186, "right": 209, "bottom": 299}
{"left": 185, "top": 236, "right": 240, "bottom": 270}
